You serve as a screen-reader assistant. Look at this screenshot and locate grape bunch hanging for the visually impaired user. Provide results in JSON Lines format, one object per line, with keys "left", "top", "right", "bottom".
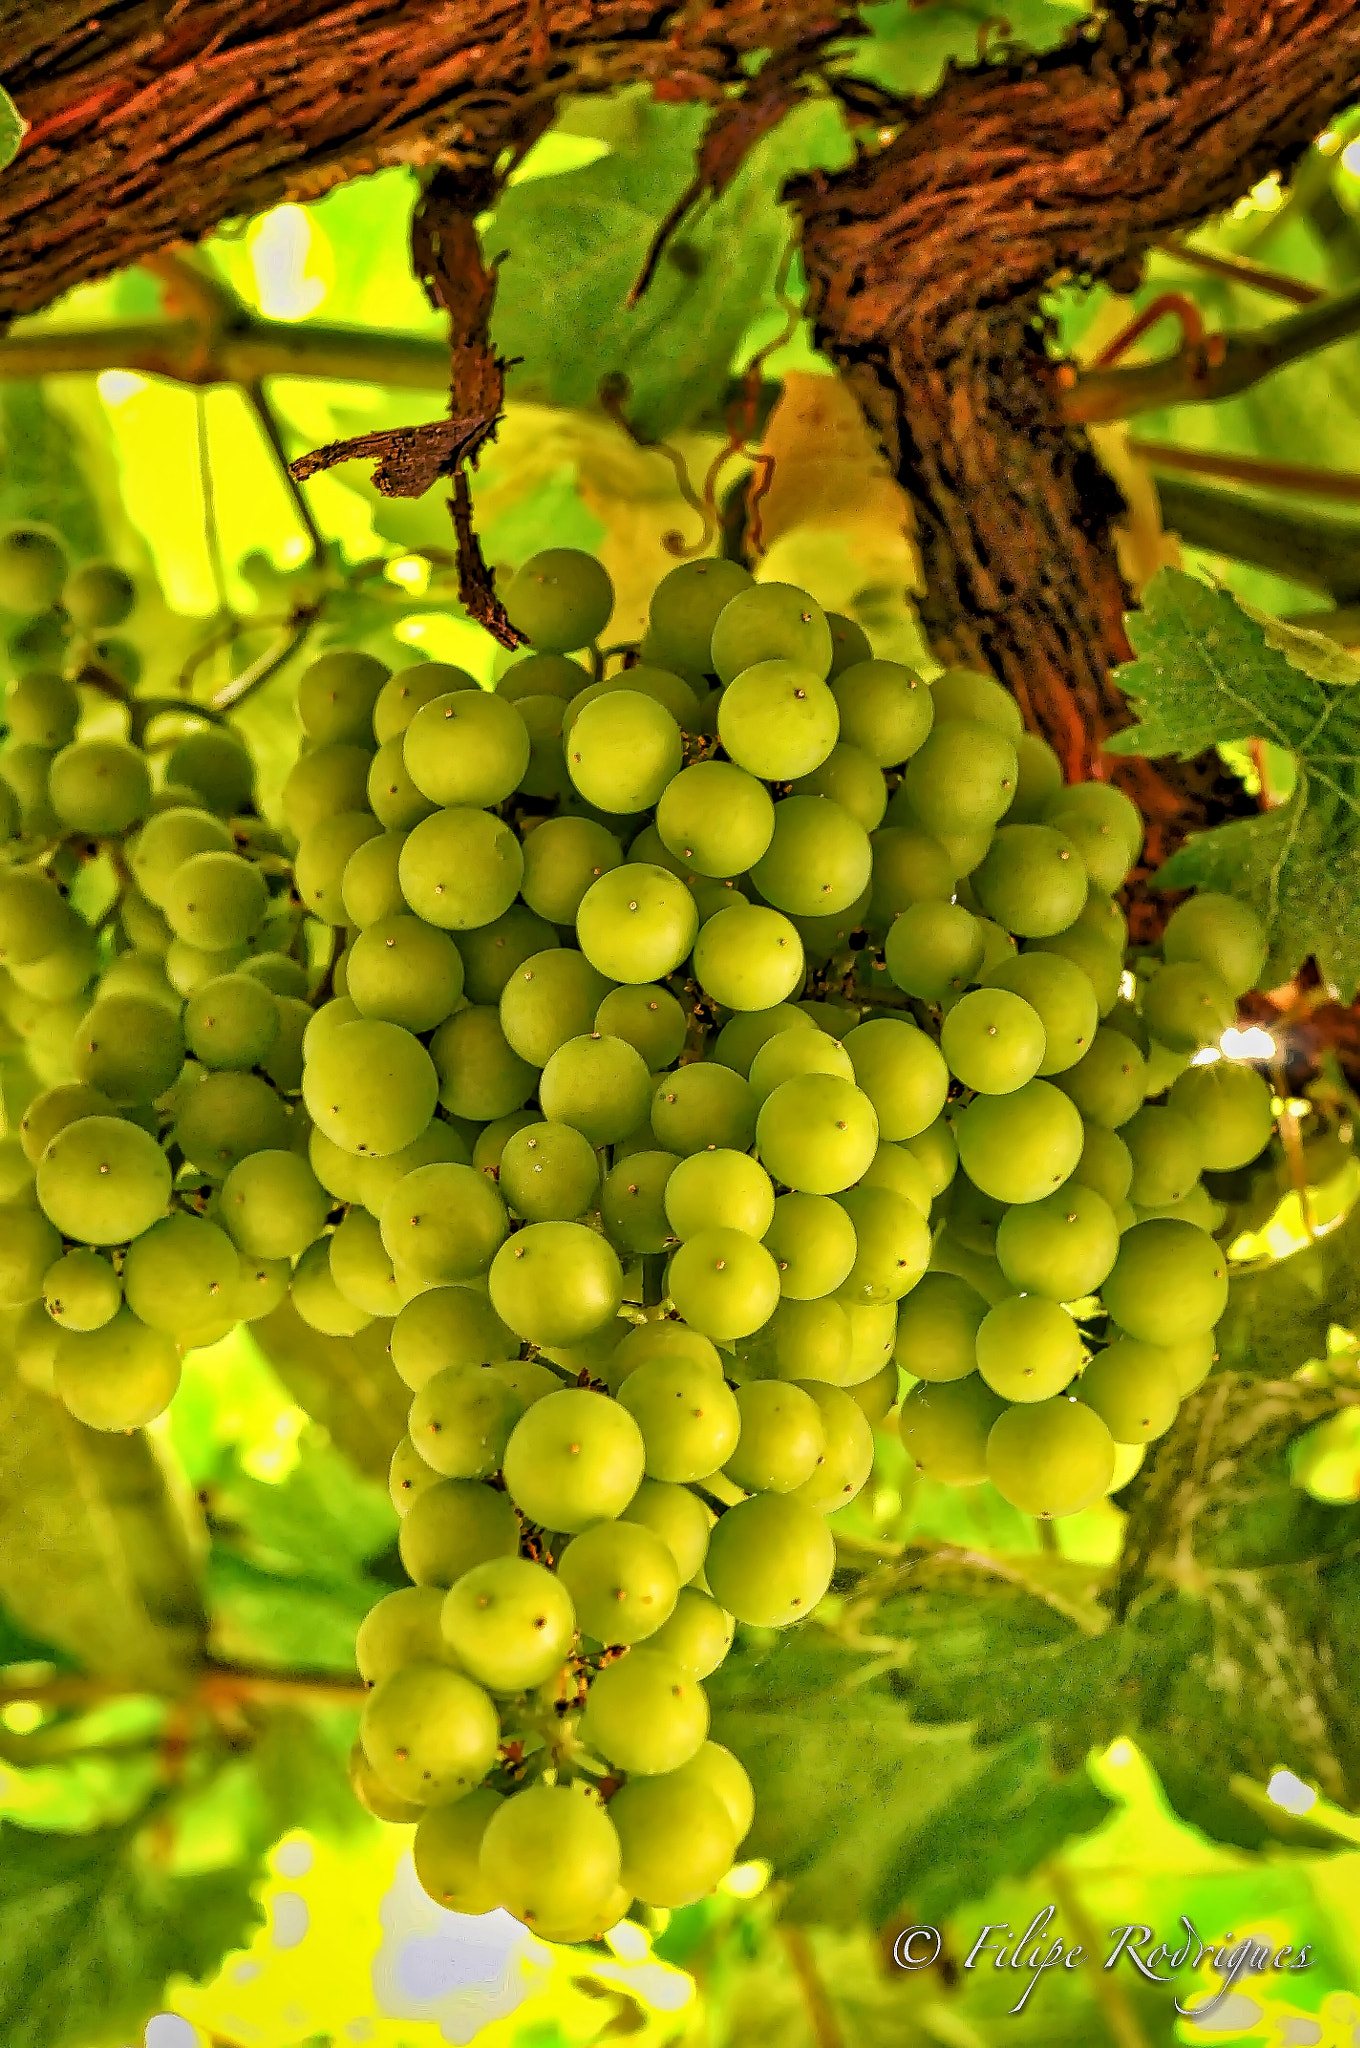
{"left": 0, "top": 522, "right": 1271, "bottom": 1942}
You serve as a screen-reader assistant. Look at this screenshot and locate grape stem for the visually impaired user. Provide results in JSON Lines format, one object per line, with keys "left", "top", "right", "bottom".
{"left": 0, "top": 1658, "right": 368, "bottom": 1711}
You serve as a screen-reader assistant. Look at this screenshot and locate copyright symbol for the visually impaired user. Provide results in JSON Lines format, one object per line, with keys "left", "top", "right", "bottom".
{"left": 893, "top": 1926, "right": 942, "bottom": 1968}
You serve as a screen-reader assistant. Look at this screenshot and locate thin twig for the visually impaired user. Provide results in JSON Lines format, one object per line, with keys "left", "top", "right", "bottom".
{"left": 1131, "top": 442, "right": 1360, "bottom": 505}
{"left": 210, "top": 609, "right": 321, "bottom": 712}
{"left": 243, "top": 378, "right": 327, "bottom": 566}
{"left": 1151, "top": 237, "right": 1325, "bottom": 307}
{"left": 1041, "top": 1859, "right": 1153, "bottom": 2048}
{"left": 781, "top": 1926, "right": 846, "bottom": 2048}
{"left": 0, "top": 1658, "right": 366, "bottom": 1710}
{"left": 196, "top": 388, "right": 231, "bottom": 628}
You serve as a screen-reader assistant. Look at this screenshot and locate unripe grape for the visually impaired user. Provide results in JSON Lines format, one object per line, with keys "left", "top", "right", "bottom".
{"left": 648, "top": 557, "right": 752, "bottom": 671}
{"left": 1121, "top": 1104, "right": 1202, "bottom": 1207}
{"left": 1100, "top": 1219, "right": 1228, "bottom": 1342}
{"left": 303, "top": 1019, "right": 438, "bottom": 1158}
{"left": 1162, "top": 891, "right": 1266, "bottom": 996}
{"left": 610, "top": 1773, "right": 735, "bottom": 1908}
{"left": 52, "top": 1308, "right": 180, "bottom": 1430}
{"left": 1077, "top": 1344, "right": 1180, "bottom": 1444}
{"left": 899, "top": 1374, "right": 1007, "bottom": 1485}
{"left": 656, "top": 759, "right": 775, "bottom": 877}
{"left": 647, "top": 1587, "right": 734, "bottom": 1676}
{"left": 355, "top": 1585, "right": 448, "bottom": 1685}
{"left": 397, "top": 1476, "right": 520, "bottom": 1587}
{"left": 600, "top": 1150, "right": 679, "bottom": 1255}
{"left": 478, "top": 1783, "right": 623, "bottom": 1936}
{"left": 440, "top": 1555, "right": 576, "bottom": 1691}
{"left": 1166, "top": 1058, "right": 1273, "bottom": 1170}
{"left": 360, "top": 1661, "right": 499, "bottom": 1804}
{"left": 558, "top": 1520, "right": 680, "bottom": 1646}
{"left": 650, "top": 1061, "right": 757, "bottom": 1156}
{"left": 502, "top": 547, "right": 614, "bottom": 653}
{"left": 164, "top": 727, "right": 255, "bottom": 817}
{"left": 501, "top": 1386, "right": 643, "bottom": 1532}
{"left": 41, "top": 1245, "right": 120, "bottom": 1329}
{"left": 582, "top": 1646, "right": 709, "bottom": 1773}
{"left": 667, "top": 1227, "right": 781, "bottom": 1341}
{"left": 703, "top": 1492, "right": 836, "bottom": 1627}
{"left": 520, "top": 814, "right": 622, "bottom": 924}
{"left": 374, "top": 661, "right": 481, "bottom": 743}
{"left": 955, "top": 1080, "right": 1084, "bottom": 1205}
{"left": 413, "top": 1787, "right": 504, "bottom": 1913}
{"left": 399, "top": 807, "right": 524, "bottom": 931}
{"left": 577, "top": 862, "right": 699, "bottom": 984}
{"left": 404, "top": 689, "right": 531, "bottom": 808}
{"left": 0, "top": 524, "right": 68, "bottom": 613}
{"left": 298, "top": 649, "right": 389, "bottom": 746}
{"left": 692, "top": 901, "right": 804, "bottom": 1011}
{"left": 390, "top": 1283, "right": 518, "bottom": 1391}
{"left": 985, "top": 1396, "right": 1116, "bottom": 1517}
{"left": 499, "top": 1120, "right": 600, "bottom": 1223}
{"left": 36, "top": 1114, "right": 171, "bottom": 1244}
{"left": 1141, "top": 962, "right": 1236, "bottom": 1053}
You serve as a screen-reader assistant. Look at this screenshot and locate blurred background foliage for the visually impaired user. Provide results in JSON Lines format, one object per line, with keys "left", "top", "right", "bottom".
{"left": 6, "top": 1, "right": 1360, "bottom": 2042}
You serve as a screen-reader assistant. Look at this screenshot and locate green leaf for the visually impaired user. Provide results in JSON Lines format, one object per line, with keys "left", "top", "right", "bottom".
{"left": 0, "top": 384, "right": 106, "bottom": 557}
{"left": 0, "top": 88, "right": 22, "bottom": 175}
{"left": 0, "top": 1816, "right": 263, "bottom": 2048}
{"left": 1107, "top": 568, "right": 1360, "bottom": 994}
{"left": 1215, "top": 1203, "right": 1360, "bottom": 1375}
{"left": 245, "top": 1305, "right": 409, "bottom": 1483}
{"left": 0, "top": 1355, "right": 206, "bottom": 1688}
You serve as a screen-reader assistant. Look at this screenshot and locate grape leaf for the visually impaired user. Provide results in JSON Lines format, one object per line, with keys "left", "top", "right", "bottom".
{"left": 1106, "top": 567, "right": 1360, "bottom": 994}
{"left": 0, "top": 1816, "right": 263, "bottom": 2048}
{"left": 0, "top": 1356, "right": 206, "bottom": 1688}
{"left": 1214, "top": 1203, "right": 1360, "bottom": 1376}
{"left": 246, "top": 1303, "right": 408, "bottom": 1482}
{"left": 0, "top": 88, "right": 22, "bottom": 175}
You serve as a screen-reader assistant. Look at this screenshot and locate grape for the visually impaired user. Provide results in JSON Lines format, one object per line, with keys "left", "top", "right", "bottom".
{"left": 703, "top": 1492, "right": 836, "bottom": 1626}
{"left": 390, "top": 1283, "right": 517, "bottom": 1391}
{"left": 397, "top": 1476, "right": 520, "bottom": 1587}
{"left": 902, "top": 1117, "right": 958, "bottom": 1197}
{"left": 582, "top": 1646, "right": 708, "bottom": 1772}
{"left": 1100, "top": 1218, "right": 1228, "bottom": 1342}
{"left": 297, "top": 649, "right": 389, "bottom": 746}
{"left": 501, "top": 1386, "right": 644, "bottom": 1532}
{"left": 52, "top": 1309, "right": 181, "bottom": 1430}
{"left": 899, "top": 1374, "right": 1007, "bottom": 1484}
{"left": 41, "top": 1246, "right": 120, "bottom": 1329}
{"left": 293, "top": 815, "right": 381, "bottom": 928}
{"left": 340, "top": 830, "right": 406, "bottom": 929}
{"left": 620, "top": 1478, "right": 713, "bottom": 1582}
{"left": 760, "top": 1295, "right": 851, "bottom": 1382}
{"left": 1052, "top": 1025, "right": 1146, "bottom": 1129}
{"left": 1026, "top": 926, "right": 1122, "bottom": 1016}
{"left": 748, "top": 1027, "right": 853, "bottom": 1104}
{"left": 360, "top": 1661, "right": 499, "bottom": 1804}
{"left": 488, "top": 1358, "right": 561, "bottom": 1408}
{"left": 691, "top": 901, "right": 804, "bottom": 1011}
{"left": 829, "top": 659, "right": 933, "bottom": 766}
{"left": 945, "top": 1171, "right": 1008, "bottom": 1254}
{"left": 503, "top": 548, "right": 614, "bottom": 652}
{"left": 711, "top": 1004, "right": 810, "bottom": 1078}
{"left": 4, "top": 672, "right": 76, "bottom": 751}
{"left": 884, "top": 900, "right": 983, "bottom": 1003}
{"left": 842, "top": 1018, "right": 950, "bottom": 1142}
{"left": 865, "top": 827, "right": 954, "bottom": 930}
{"left": 662, "top": 1149, "right": 775, "bottom": 1242}
{"left": 429, "top": 1006, "right": 537, "bottom": 1122}
{"left": 0, "top": 1198, "right": 58, "bottom": 1314}
{"left": 856, "top": 1140, "right": 933, "bottom": 1215}
{"left": 479, "top": 1783, "right": 623, "bottom": 1936}
{"left": 536, "top": 1034, "right": 648, "bottom": 1148}
{"left": 650, "top": 1063, "right": 757, "bottom": 1157}
{"left": 1166, "top": 1058, "right": 1273, "bottom": 1170}
{"left": 969, "top": 824, "right": 1085, "bottom": 939}
{"left": 724, "top": 1381, "right": 825, "bottom": 1492}
{"left": 499, "top": 1121, "right": 600, "bottom": 1222}
{"left": 750, "top": 795, "right": 872, "bottom": 918}
{"left": 307, "top": 1125, "right": 371, "bottom": 1208}
{"left": 995, "top": 1184, "right": 1119, "bottom": 1300}
{"left": 1000, "top": 731, "right": 1063, "bottom": 824}
{"left": 648, "top": 558, "right": 752, "bottom": 671}
{"left": 69, "top": 995, "right": 183, "bottom": 1108}
{"left": 615, "top": 1355, "right": 741, "bottom": 1481}
{"left": 0, "top": 524, "right": 68, "bottom": 612}
{"left": 655, "top": 760, "right": 775, "bottom": 877}
{"left": 399, "top": 807, "right": 524, "bottom": 931}
{"left": 328, "top": 1208, "right": 403, "bottom": 1316}
{"left": 411, "top": 1787, "right": 505, "bottom": 1914}
{"left": 350, "top": 1740, "right": 427, "bottom": 1823}
{"left": 348, "top": 916, "right": 466, "bottom": 1035}
{"left": 180, "top": 973, "right": 277, "bottom": 1072}
{"left": 1068, "top": 1121, "right": 1134, "bottom": 1211}
{"left": 788, "top": 1380, "right": 875, "bottom": 1511}
{"left": 515, "top": 693, "right": 572, "bottom": 799}
{"left": 834, "top": 1185, "right": 930, "bottom": 1305}
{"left": 718, "top": 660, "right": 838, "bottom": 779}
{"left": 121, "top": 1213, "right": 239, "bottom": 1335}
{"left": 165, "top": 728, "right": 255, "bottom": 816}
{"left": 18, "top": 1083, "right": 115, "bottom": 1166}
{"left": 440, "top": 1554, "right": 576, "bottom": 1692}
{"left": 1142, "top": 962, "right": 1235, "bottom": 1053}
{"left": 407, "top": 1360, "right": 522, "bottom": 1483}
{"left": 563, "top": 689, "right": 683, "bottom": 815}
{"left": 955, "top": 1080, "right": 1083, "bottom": 1204}
{"left": 163, "top": 849, "right": 268, "bottom": 951}
{"left": 600, "top": 1150, "right": 679, "bottom": 1254}
{"left": 291, "top": 1236, "right": 374, "bottom": 1335}
{"left": 375, "top": 661, "right": 481, "bottom": 743}
{"left": 497, "top": 652, "right": 587, "bottom": 705}
{"left": 355, "top": 1585, "right": 448, "bottom": 1684}
{"left": 940, "top": 987, "right": 1045, "bottom": 1095}
{"left": 1161, "top": 892, "right": 1266, "bottom": 996}
{"left": 593, "top": 984, "right": 686, "bottom": 1073}
{"left": 558, "top": 1520, "right": 680, "bottom": 1645}
{"left": 610, "top": 1772, "right": 735, "bottom": 1908}
{"left": 893, "top": 1272, "right": 988, "bottom": 1382}
{"left": 1042, "top": 782, "right": 1142, "bottom": 892}
{"left": 646, "top": 1582, "right": 736, "bottom": 1677}
{"left": 1076, "top": 890, "right": 1128, "bottom": 956}
{"left": 403, "top": 690, "right": 530, "bottom": 808}
{"left": 35, "top": 1115, "right": 170, "bottom": 1244}
{"left": 519, "top": 815, "right": 621, "bottom": 927}
{"left": 985, "top": 1396, "right": 1116, "bottom": 1517}
{"left": 280, "top": 743, "right": 372, "bottom": 841}
{"left": 899, "top": 719, "right": 1017, "bottom": 840}
{"left": 710, "top": 580, "right": 831, "bottom": 680}
{"left": 1121, "top": 1104, "right": 1202, "bottom": 1207}
{"left": 791, "top": 741, "right": 888, "bottom": 832}
{"left": 576, "top": 863, "right": 699, "bottom": 985}
{"left": 755, "top": 1073, "right": 878, "bottom": 1196}
{"left": 0, "top": 871, "right": 83, "bottom": 967}
{"left": 1076, "top": 1343, "right": 1180, "bottom": 1445}
{"left": 303, "top": 1019, "right": 438, "bottom": 1158}
{"left": 227, "top": 1251, "right": 291, "bottom": 1325}
{"left": 164, "top": 937, "right": 249, "bottom": 999}
{"left": 975, "top": 1295, "right": 1081, "bottom": 1402}
{"left": 982, "top": 952, "right": 1098, "bottom": 1078}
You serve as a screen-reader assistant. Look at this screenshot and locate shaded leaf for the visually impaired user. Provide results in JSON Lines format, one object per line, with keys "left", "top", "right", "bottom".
{"left": 0, "top": 383, "right": 104, "bottom": 557}
{"left": 1215, "top": 1206, "right": 1360, "bottom": 1376}
{"left": 0, "top": 1356, "right": 206, "bottom": 1688}
{"left": 246, "top": 1304, "right": 407, "bottom": 1482}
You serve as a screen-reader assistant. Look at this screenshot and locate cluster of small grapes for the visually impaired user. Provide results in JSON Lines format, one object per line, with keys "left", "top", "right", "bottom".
{"left": 0, "top": 524, "right": 320, "bottom": 1423}
{"left": 320, "top": 547, "right": 1265, "bottom": 1941}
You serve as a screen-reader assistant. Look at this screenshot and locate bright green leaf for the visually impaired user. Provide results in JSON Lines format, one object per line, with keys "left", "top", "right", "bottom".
{"left": 246, "top": 1304, "right": 409, "bottom": 1483}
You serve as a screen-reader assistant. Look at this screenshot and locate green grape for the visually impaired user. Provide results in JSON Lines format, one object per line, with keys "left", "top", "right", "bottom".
{"left": 1161, "top": 892, "right": 1266, "bottom": 996}
{"left": 48, "top": 738, "right": 151, "bottom": 836}
{"left": 0, "top": 743, "right": 58, "bottom": 836}
{"left": 600, "top": 1150, "right": 679, "bottom": 1255}
{"left": 161, "top": 849, "right": 268, "bottom": 952}
{"left": 36, "top": 1115, "right": 170, "bottom": 1244}
{"left": 164, "top": 937, "right": 247, "bottom": 999}
{"left": 558, "top": 1520, "right": 680, "bottom": 1645}
{"left": 856, "top": 1140, "right": 933, "bottom": 1215}
{"left": 955, "top": 1080, "right": 1084, "bottom": 1204}
{"left": 307, "top": 1124, "right": 370, "bottom": 1207}
{"left": 344, "top": 915, "right": 463, "bottom": 1035}
{"left": 1068, "top": 1121, "right": 1134, "bottom": 1211}
{"left": 647, "top": 1586, "right": 734, "bottom": 1677}
{"left": 183, "top": 974, "right": 279, "bottom": 1071}
{"left": 487, "top": 1358, "right": 560, "bottom": 1408}
{"left": 711, "top": 1004, "right": 811, "bottom": 1078}
{"left": 663, "top": 1149, "right": 775, "bottom": 1241}
{"left": 718, "top": 659, "right": 838, "bottom": 779}
{"left": 902, "top": 1117, "right": 958, "bottom": 1198}
{"left": 295, "top": 814, "right": 382, "bottom": 926}
{"left": 594, "top": 984, "right": 687, "bottom": 1072}
{"left": 691, "top": 902, "right": 804, "bottom": 1011}
{"left": 412, "top": 1786, "right": 504, "bottom": 1912}
{"left": 1121, "top": 1104, "right": 1202, "bottom": 1207}
{"left": 497, "top": 652, "right": 587, "bottom": 705}
{"left": 617, "top": 1355, "right": 741, "bottom": 1480}
{"left": 975, "top": 1294, "right": 1081, "bottom": 1401}
{"left": 515, "top": 691, "right": 571, "bottom": 800}
{"left": 923, "top": 667, "right": 1018, "bottom": 739}
{"left": 647, "top": 558, "right": 752, "bottom": 671}
{"left": 994, "top": 1184, "right": 1119, "bottom": 1300}
{"left": 8, "top": 914, "right": 95, "bottom": 999}
{"left": 164, "top": 727, "right": 255, "bottom": 816}
{"left": 1117, "top": 1329, "right": 1217, "bottom": 1401}
{"left": 398, "top": 1475, "right": 520, "bottom": 1587}
{"left": 519, "top": 815, "right": 622, "bottom": 926}
{"left": 982, "top": 952, "right": 1098, "bottom": 1077}
{"left": 499, "top": 1121, "right": 600, "bottom": 1223}
{"left": 791, "top": 740, "right": 888, "bottom": 832}
{"left": 945, "top": 1171, "right": 1009, "bottom": 1254}
{"left": 499, "top": 950, "right": 610, "bottom": 1070}
{"left": 1166, "top": 1059, "right": 1273, "bottom": 1170}
{"left": 581, "top": 1646, "right": 708, "bottom": 1773}
{"left": 503, "top": 548, "right": 614, "bottom": 652}
{"left": 1042, "top": 782, "right": 1142, "bottom": 892}
{"left": 18, "top": 1082, "right": 116, "bottom": 1166}
{"left": 564, "top": 690, "right": 683, "bottom": 814}
{"left": 655, "top": 759, "right": 775, "bottom": 877}
{"left": 842, "top": 1018, "right": 950, "bottom": 1141}
{"left": 96, "top": 949, "right": 176, "bottom": 1009}
{"left": 0, "top": 524, "right": 68, "bottom": 612}
{"left": 0, "top": 1198, "right": 58, "bottom": 1308}
{"left": 41, "top": 1245, "right": 120, "bottom": 1329}
{"left": 1076, "top": 1343, "right": 1180, "bottom": 1445}
{"left": 620, "top": 1477, "right": 713, "bottom": 1581}
{"left": 53, "top": 1309, "right": 181, "bottom": 1431}
{"left": 668, "top": 1740, "right": 754, "bottom": 1847}
{"left": 60, "top": 560, "right": 134, "bottom": 634}
{"left": 970, "top": 824, "right": 1086, "bottom": 938}
{"left": 985, "top": 1395, "right": 1116, "bottom": 1517}
{"left": 296, "top": 648, "right": 388, "bottom": 746}
{"left": 833, "top": 1184, "right": 930, "bottom": 1307}
{"left": 6, "top": 670, "right": 79, "bottom": 748}
{"left": 703, "top": 1492, "right": 836, "bottom": 1626}
{"left": 399, "top": 807, "right": 524, "bottom": 931}
{"left": 605, "top": 1320, "right": 724, "bottom": 1391}
{"left": 379, "top": 1162, "right": 508, "bottom": 1284}
{"left": 1141, "top": 1036, "right": 1191, "bottom": 1098}
{"left": 233, "top": 1253, "right": 291, "bottom": 1322}
{"left": 748, "top": 1027, "right": 854, "bottom": 1103}
{"left": 374, "top": 661, "right": 480, "bottom": 743}
{"left": 303, "top": 1019, "right": 438, "bottom": 1158}
{"left": 899, "top": 719, "right": 1017, "bottom": 839}
{"left": 940, "top": 987, "right": 1046, "bottom": 1095}
{"left": 260, "top": 994, "right": 308, "bottom": 1092}
{"left": 865, "top": 827, "right": 954, "bottom": 928}
{"left": 884, "top": 899, "right": 983, "bottom": 1003}
{"left": 336, "top": 830, "right": 403, "bottom": 930}
{"left": 328, "top": 1207, "right": 403, "bottom": 1317}
{"left": 535, "top": 1033, "right": 648, "bottom": 1148}
{"left": 625, "top": 820, "right": 689, "bottom": 880}
{"left": 1027, "top": 925, "right": 1123, "bottom": 1016}
{"left": 787, "top": 1380, "right": 875, "bottom": 1512}
{"left": 290, "top": 1235, "right": 374, "bottom": 1336}
{"left": 666, "top": 1227, "right": 781, "bottom": 1340}
{"left": 479, "top": 1783, "right": 623, "bottom": 1936}
{"left": 390, "top": 1283, "right": 518, "bottom": 1391}
{"left": 899, "top": 1373, "right": 1005, "bottom": 1483}
{"left": 429, "top": 1006, "right": 538, "bottom": 1122}
{"left": 1142, "top": 962, "right": 1235, "bottom": 1053}
{"left": 763, "top": 1294, "right": 853, "bottom": 1382}
{"left": 280, "top": 743, "right": 372, "bottom": 841}
{"left": 1004, "top": 731, "right": 1064, "bottom": 823}
{"left": 490, "top": 1223, "right": 625, "bottom": 1350}
{"left": 0, "top": 871, "right": 84, "bottom": 967}
{"left": 1075, "top": 889, "right": 1128, "bottom": 954}
{"left": 725, "top": 1381, "right": 825, "bottom": 1492}
{"left": 650, "top": 1062, "right": 757, "bottom": 1157}
{"left": 710, "top": 582, "right": 833, "bottom": 684}
{"left": 355, "top": 1585, "right": 448, "bottom": 1684}
{"left": 7, "top": 609, "right": 67, "bottom": 674}
{"left": 473, "top": 1112, "right": 539, "bottom": 1178}
{"left": 813, "top": 612, "right": 869, "bottom": 681}
{"left": 610, "top": 1772, "right": 734, "bottom": 1909}
{"left": 1052, "top": 1025, "right": 1146, "bottom": 1128}
{"left": 440, "top": 1555, "right": 576, "bottom": 1690}
{"left": 893, "top": 1272, "right": 987, "bottom": 1382}
{"left": 360, "top": 1660, "right": 499, "bottom": 1804}
{"left": 749, "top": 795, "right": 872, "bottom": 918}
{"left": 756, "top": 1073, "right": 878, "bottom": 1194}
{"left": 402, "top": 690, "right": 531, "bottom": 808}
{"left": 1101, "top": 1218, "right": 1228, "bottom": 1342}
{"left": 303, "top": 995, "right": 360, "bottom": 1060}
{"left": 501, "top": 1385, "right": 644, "bottom": 1531}
{"left": 349, "top": 1739, "right": 427, "bottom": 1823}
{"left": 829, "top": 658, "right": 933, "bottom": 767}
{"left": 575, "top": 863, "right": 699, "bottom": 985}
{"left": 174, "top": 1069, "right": 290, "bottom": 1177}
{"left": 122, "top": 1213, "right": 239, "bottom": 1335}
